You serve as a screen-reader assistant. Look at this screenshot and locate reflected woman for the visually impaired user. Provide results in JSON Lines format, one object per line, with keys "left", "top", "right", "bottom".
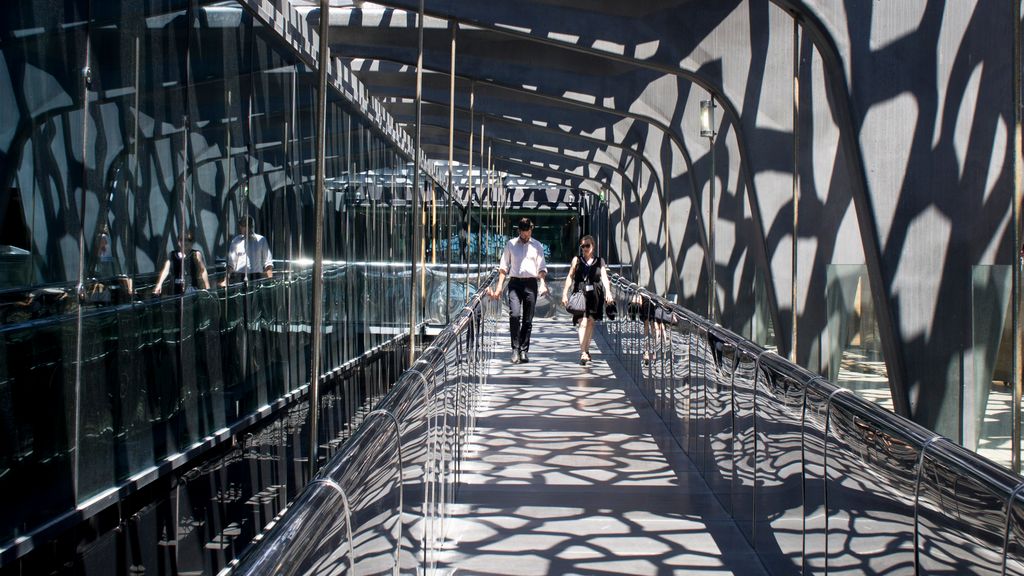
{"left": 154, "top": 231, "right": 210, "bottom": 296}
{"left": 561, "top": 235, "right": 613, "bottom": 366}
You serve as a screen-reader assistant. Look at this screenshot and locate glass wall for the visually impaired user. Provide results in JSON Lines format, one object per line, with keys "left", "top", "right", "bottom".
{"left": 752, "top": 267, "right": 776, "bottom": 350}
{"left": 0, "top": 0, "right": 456, "bottom": 556}
{"left": 826, "top": 264, "right": 891, "bottom": 410}
{"left": 969, "top": 265, "right": 1013, "bottom": 467}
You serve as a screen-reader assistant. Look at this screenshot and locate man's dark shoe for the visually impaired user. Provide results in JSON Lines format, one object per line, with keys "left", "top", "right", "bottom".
{"left": 520, "top": 352, "right": 529, "bottom": 363}
{"left": 510, "top": 350, "right": 521, "bottom": 364}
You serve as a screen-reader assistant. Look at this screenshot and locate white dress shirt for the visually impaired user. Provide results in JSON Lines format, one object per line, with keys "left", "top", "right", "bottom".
{"left": 499, "top": 237, "right": 548, "bottom": 278}
{"left": 227, "top": 232, "right": 273, "bottom": 274}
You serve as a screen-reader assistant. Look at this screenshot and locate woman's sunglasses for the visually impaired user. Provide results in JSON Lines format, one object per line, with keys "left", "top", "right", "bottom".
{"left": 580, "top": 243, "right": 592, "bottom": 249}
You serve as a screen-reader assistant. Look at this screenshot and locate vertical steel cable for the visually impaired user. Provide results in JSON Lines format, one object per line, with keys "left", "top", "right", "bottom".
{"left": 176, "top": 40, "right": 190, "bottom": 494}
{"left": 431, "top": 177, "right": 438, "bottom": 268}
{"left": 387, "top": 158, "right": 394, "bottom": 353}
{"left": 488, "top": 145, "right": 493, "bottom": 263}
{"left": 619, "top": 184, "right": 626, "bottom": 281}
{"left": 243, "top": 24, "right": 256, "bottom": 392}
{"left": 308, "top": 0, "right": 330, "bottom": 477}
{"left": 466, "top": 84, "right": 475, "bottom": 301}
{"left": 73, "top": 0, "right": 94, "bottom": 505}
{"left": 1013, "top": 0, "right": 1022, "bottom": 473}
{"left": 410, "top": 0, "right": 425, "bottom": 364}
{"left": 285, "top": 69, "right": 297, "bottom": 392}
{"left": 477, "top": 123, "right": 485, "bottom": 280}
{"left": 445, "top": 23, "right": 455, "bottom": 324}
{"left": 791, "top": 25, "right": 800, "bottom": 363}
{"left": 708, "top": 101, "right": 717, "bottom": 323}
{"left": 493, "top": 169, "right": 499, "bottom": 265}
{"left": 223, "top": 89, "right": 233, "bottom": 315}
{"left": 421, "top": 175, "right": 428, "bottom": 319}
{"left": 178, "top": 10, "right": 195, "bottom": 537}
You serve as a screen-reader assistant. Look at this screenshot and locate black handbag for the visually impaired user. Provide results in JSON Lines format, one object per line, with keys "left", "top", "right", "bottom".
{"left": 565, "top": 290, "right": 587, "bottom": 315}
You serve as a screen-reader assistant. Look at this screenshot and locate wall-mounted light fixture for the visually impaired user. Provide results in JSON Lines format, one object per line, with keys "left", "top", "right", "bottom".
{"left": 700, "top": 97, "right": 717, "bottom": 323}
{"left": 700, "top": 99, "right": 717, "bottom": 139}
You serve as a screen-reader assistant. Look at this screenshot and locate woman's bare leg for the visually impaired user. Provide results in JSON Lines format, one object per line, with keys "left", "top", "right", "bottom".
{"left": 577, "top": 317, "right": 589, "bottom": 353}
{"left": 582, "top": 317, "right": 596, "bottom": 356}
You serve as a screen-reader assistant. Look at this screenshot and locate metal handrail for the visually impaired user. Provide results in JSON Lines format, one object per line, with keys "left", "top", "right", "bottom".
{"left": 230, "top": 270, "right": 497, "bottom": 574}
{"left": 403, "top": 366, "right": 440, "bottom": 564}
{"left": 607, "top": 273, "right": 1024, "bottom": 573}
{"left": 362, "top": 409, "right": 406, "bottom": 576}
{"left": 309, "top": 479, "right": 356, "bottom": 574}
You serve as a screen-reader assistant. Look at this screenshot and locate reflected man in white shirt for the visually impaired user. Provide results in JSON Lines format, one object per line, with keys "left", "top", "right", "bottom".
{"left": 487, "top": 217, "right": 549, "bottom": 364}
{"left": 220, "top": 215, "right": 273, "bottom": 287}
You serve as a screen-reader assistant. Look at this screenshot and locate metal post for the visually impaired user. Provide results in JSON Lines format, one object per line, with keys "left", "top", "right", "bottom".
{"left": 477, "top": 122, "right": 485, "bottom": 283}
{"left": 421, "top": 177, "right": 428, "bottom": 309}
{"left": 431, "top": 185, "right": 438, "bottom": 266}
{"left": 445, "top": 24, "right": 456, "bottom": 325}
{"left": 791, "top": 26, "right": 801, "bottom": 364}
{"left": 619, "top": 185, "right": 626, "bottom": 279}
{"left": 308, "top": 0, "right": 330, "bottom": 477}
{"left": 708, "top": 133, "right": 717, "bottom": 322}
{"left": 1013, "top": 0, "right": 1022, "bottom": 473}
{"left": 602, "top": 187, "right": 610, "bottom": 266}
{"left": 466, "top": 84, "right": 474, "bottom": 301}
{"left": 700, "top": 98, "right": 718, "bottom": 322}
{"left": 73, "top": 7, "right": 94, "bottom": 503}
{"left": 661, "top": 176, "right": 670, "bottom": 295}
{"left": 488, "top": 146, "right": 494, "bottom": 260}
{"left": 410, "top": 0, "right": 425, "bottom": 364}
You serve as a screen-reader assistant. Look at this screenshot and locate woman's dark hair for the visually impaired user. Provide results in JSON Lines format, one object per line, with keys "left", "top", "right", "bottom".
{"left": 579, "top": 234, "right": 596, "bottom": 252}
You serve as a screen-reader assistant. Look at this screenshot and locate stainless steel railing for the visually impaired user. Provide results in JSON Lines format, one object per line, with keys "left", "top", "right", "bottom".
{"left": 604, "top": 275, "right": 1024, "bottom": 575}
{"left": 229, "top": 271, "right": 497, "bottom": 575}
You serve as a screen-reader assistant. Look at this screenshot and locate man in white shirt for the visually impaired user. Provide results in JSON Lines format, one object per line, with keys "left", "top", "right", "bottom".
{"left": 487, "top": 217, "right": 549, "bottom": 364}
{"left": 220, "top": 215, "right": 273, "bottom": 286}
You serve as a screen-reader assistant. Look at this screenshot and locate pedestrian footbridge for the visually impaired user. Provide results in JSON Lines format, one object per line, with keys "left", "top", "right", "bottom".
{"left": 232, "top": 278, "right": 1024, "bottom": 575}
{"left": 3, "top": 1, "right": 1022, "bottom": 574}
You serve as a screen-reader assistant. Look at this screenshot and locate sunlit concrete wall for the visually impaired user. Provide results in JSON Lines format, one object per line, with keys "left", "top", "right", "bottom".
{"left": 642, "top": 1, "right": 1014, "bottom": 437}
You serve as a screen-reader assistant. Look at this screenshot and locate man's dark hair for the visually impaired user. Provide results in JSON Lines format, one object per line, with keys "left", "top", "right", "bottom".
{"left": 241, "top": 215, "right": 255, "bottom": 229}
{"left": 515, "top": 217, "right": 533, "bottom": 231}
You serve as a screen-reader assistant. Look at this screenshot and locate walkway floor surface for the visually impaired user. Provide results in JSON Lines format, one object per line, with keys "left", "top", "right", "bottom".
{"left": 438, "top": 318, "right": 767, "bottom": 575}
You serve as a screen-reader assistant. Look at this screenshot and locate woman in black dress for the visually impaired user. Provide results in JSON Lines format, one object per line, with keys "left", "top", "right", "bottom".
{"left": 560, "top": 235, "right": 613, "bottom": 365}
{"left": 153, "top": 231, "right": 210, "bottom": 295}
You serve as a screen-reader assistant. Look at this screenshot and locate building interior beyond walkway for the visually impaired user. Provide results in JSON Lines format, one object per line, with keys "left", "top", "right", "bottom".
{"left": 3, "top": 0, "right": 1024, "bottom": 574}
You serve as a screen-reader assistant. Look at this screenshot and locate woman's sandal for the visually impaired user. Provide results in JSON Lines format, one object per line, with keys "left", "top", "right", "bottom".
{"left": 580, "top": 352, "right": 591, "bottom": 366}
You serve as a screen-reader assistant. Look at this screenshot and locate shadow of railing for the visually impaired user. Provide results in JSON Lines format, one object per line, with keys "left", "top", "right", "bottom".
{"left": 435, "top": 319, "right": 766, "bottom": 574}
{"left": 603, "top": 274, "right": 1024, "bottom": 575}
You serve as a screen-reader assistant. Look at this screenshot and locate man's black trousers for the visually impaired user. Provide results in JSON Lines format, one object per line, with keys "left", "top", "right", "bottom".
{"left": 507, "top": 277, "right": 538, "bottom": 353}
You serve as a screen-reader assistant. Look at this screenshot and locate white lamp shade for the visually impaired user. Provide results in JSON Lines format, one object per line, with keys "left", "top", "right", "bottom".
{"left": 700, "top": 99, "right": 716, "bottom": 138}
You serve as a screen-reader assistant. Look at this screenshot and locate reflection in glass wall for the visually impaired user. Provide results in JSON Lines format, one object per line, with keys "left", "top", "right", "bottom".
{"left": 752, "top": 267, "right": 776, "bottom": 350}
{"left": 0, "top": 0, "right": 462, "bottom": 560}
{"left": 969, "top": 265, "right": 1013, "bottom": 467}
{"left": 826, "top": 264, "right": 891, "bottom": 410}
